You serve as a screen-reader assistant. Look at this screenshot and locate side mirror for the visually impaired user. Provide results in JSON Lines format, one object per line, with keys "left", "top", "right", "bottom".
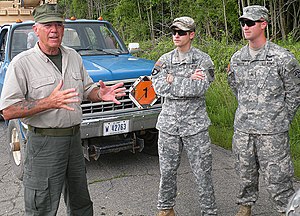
{"left": 128, "top": 43, "right": 140, "bottom": 53}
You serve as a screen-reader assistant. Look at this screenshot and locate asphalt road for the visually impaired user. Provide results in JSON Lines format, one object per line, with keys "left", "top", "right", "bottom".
{"left": 0, "top": 121, "right": 298, "bottom": 216}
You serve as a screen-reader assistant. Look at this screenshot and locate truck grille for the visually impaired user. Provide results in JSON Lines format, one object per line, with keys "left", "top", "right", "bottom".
{"left": 81, "top": 79, "right": 162, "bottom": 117}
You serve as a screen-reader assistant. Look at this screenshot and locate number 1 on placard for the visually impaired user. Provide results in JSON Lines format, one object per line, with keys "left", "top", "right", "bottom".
{"left": 143, "top": 87, "right": 148, "bottom": 98}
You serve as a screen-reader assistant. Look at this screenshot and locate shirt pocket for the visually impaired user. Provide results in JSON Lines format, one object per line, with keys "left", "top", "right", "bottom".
{"left": 30, "top": 76, "right": 56, "bottom": 99}
{"left": 71, "top": 72, "right": 84, "bottom": 97}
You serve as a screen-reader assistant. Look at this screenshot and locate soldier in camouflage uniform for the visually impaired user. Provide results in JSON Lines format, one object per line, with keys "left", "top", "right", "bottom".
{"left": 228, "top": 5, "right": 300, "bottom": 216}
{"left": 152, "top": 16, "right": 217, "bottom": 216}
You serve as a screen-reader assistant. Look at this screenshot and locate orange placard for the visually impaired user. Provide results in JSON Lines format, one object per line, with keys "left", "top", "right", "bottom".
{"left": 134, "top": 80, "right": 156, "bottom": 105}
{"left": 129, "top": 76, "right": 159, "bottom": 109}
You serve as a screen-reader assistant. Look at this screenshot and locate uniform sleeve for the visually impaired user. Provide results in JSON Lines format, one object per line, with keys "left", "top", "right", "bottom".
{"left": 282, "top": 55, "right": 300, "bottom": 121}
{"left": 170, "top": 58, "right": 214, "bottom": 98}
{"left": 152, "top": 55, "right": 214, "bottom": 99}
{"left": 227, "top": 57, "right": 238, "bottom": 98}
{"left": 151, "top": 56, "right": 173, "bottom": 98}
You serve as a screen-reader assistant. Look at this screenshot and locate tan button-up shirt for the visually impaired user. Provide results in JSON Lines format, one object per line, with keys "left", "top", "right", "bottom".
{"left": 0, "top": 44, "right": 97, "bottom": 128}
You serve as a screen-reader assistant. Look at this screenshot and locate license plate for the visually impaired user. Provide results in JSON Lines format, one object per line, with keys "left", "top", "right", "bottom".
{"left": 103, "top": 120, "right": 129, "bottom": 136}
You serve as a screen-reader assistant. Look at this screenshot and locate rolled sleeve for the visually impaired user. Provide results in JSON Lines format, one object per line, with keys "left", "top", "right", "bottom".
{"left": 0, "top": 59, "right": 27, "bottom": 111}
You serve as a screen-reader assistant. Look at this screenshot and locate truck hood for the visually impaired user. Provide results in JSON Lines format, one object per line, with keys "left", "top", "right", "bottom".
{"left": 81, "top": 54, "right": 155, "bottom": 82}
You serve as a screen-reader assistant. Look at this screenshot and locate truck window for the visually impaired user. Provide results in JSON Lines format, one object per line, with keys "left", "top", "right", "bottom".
{"left": 62, "top": 28, "right": 81, "bottom": 47}
{"left": 8, "top": 22, "right": 128, "bottom": 59}
{"left": 11, "top": 32, "right": 27, "bottom": 57}
{"left": 27, "top": 31, "right": 38, "bottom": 49}
{"left": 0, "top": 29, "right": 8, "bottom": 62}
{"left": 100, "top": 26, "right": 117, "bottom": 49}
{"left": 10, "top": 25, "right": 34, "bottom": 59}
{"left": 63, "top": 22, "right": 127, "bottom": 55}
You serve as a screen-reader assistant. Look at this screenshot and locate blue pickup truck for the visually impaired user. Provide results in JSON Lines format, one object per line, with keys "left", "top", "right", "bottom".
{"left": 0, "top": 18, "right": 161, "bottom": 180}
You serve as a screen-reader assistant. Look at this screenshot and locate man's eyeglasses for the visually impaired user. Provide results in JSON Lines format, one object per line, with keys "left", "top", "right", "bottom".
{"left": 240, "top": 19, "right": 264, "bottom": 27}
{"left": 171, "top": 29, "right": 189, "bottom": 36}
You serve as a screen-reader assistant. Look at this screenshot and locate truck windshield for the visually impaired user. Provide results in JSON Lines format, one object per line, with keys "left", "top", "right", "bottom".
{"left": 10, "top": 21, "right": 128, "bottom": 59}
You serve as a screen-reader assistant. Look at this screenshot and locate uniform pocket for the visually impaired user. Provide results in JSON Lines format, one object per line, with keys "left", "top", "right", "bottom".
{"left": 24, "top": 175, "right": 51, "bottom": 212}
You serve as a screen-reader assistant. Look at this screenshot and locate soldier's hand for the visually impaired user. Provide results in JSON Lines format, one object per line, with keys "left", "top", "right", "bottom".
{"left": 166, "top": 74, "right": 174, "bottom": 84}
{"left": 191, "top": 69, "right": 206, "bottom": 80}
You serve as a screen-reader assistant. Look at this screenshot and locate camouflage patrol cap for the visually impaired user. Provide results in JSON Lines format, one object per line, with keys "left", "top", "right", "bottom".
{"left": 33, "top": 3, "right": 64, "bottom": 23}
{"left": 239, "top": 5, "right": 269, "bottom": 22}
{"left": 170, "top": 16, "right": 196, "bottom": 32}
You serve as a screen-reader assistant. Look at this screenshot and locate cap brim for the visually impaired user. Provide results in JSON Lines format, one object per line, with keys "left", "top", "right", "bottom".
{"left": 37, "top": 17, "right": 65, "bottom": 23}
{"left": 170, "top": 23, "right": 190, "bottom": 31}
{"left": 238, "top": 15, "right": 255, "bottom": 21}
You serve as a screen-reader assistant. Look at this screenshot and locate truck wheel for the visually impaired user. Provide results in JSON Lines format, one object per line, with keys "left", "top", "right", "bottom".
{"left": 8, "top": 120, "right": 25, "bottom": 181}
{"left": 140, "top": 129, "right": 158, "bottom": 156}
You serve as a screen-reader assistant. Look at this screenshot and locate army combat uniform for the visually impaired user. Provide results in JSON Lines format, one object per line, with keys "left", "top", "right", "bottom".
{"left": 152, "top": 47, "right": 217, "bottom": 215}
{"left": 228, "top": 41, "right": 300, "bottom": 213}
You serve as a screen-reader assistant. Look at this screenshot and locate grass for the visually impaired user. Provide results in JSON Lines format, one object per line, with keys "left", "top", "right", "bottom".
{"left": 206, "top": 72, "right": 237, "bottom": 149}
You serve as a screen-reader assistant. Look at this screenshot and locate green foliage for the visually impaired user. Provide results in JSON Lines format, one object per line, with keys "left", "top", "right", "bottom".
{"left": 67, "top": 0, "right": 88, "bottom": 19}
{"left": 290, "top": 111, "right": 300, "bottom": 178}
{"left": 110, "top": 0, "right": 150, "bottom": 42}
{"left": 61, "top": 0, "right": 299, "bottom": 42}
{"left": 196, "top": 36, "right": 242, "bottom": 72}
{"left": 137, "top": 36, "right": 174, "bottom": 61}
{"left": 206, "top": 72, "right": 237, "bottom": 149}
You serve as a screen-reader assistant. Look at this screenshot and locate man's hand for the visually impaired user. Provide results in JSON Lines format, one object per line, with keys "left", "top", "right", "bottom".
{"left": 97, "top": 80, "right": 126, "bottom": 104}
{"left": 47, "top": 80, "right": 80, "bottom": 111}
{"left": 1, "top": 80, "right": 80, "bottom": 120}
{"left": 191, "top": 68, "right": 206, "bottom": 80}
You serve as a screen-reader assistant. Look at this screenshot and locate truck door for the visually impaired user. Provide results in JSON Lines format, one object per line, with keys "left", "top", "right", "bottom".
{"left": 0, "top": 28, "right": 8, "bottom": 96}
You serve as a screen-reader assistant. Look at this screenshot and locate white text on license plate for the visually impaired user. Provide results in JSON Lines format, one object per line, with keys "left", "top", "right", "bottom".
{"left": 103, "top": 120, "right": 129, "bottom": 136}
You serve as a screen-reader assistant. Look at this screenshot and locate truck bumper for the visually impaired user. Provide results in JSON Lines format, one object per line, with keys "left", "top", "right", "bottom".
{"left": 80, "top": 108, "right": 160, "bottom": 139}
{"left": 80, "top": 108, "right": 160, "bottom": 160}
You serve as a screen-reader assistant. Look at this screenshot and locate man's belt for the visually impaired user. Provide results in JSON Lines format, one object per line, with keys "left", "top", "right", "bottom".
{"left": 28, "top": 125, "right": 80, "bottom": 137}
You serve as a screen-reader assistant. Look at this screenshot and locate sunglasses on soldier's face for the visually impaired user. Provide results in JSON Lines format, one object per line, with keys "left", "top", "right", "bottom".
{"left": 171, "top": 29, "right": 188, "bottom": 36}
{"left": 240, "top": 19, "right": 264, "bottom": 27}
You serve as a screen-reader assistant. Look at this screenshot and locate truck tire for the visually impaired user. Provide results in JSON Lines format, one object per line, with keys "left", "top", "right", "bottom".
{"left": 8, "top": 120, "right": 25, "bottom": 181}
{"left": 140, "top": 129, "right": 158, "bottom": 156}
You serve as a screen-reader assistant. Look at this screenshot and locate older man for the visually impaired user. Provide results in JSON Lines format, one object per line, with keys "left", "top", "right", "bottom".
{"left": 0, "top": 4, "right": 125, "bottom": 216}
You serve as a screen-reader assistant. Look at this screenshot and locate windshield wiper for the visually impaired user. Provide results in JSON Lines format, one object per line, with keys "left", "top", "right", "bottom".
{"left": 94, "top": 49, "right": 120, "bottom": 56}
{"left": 75, "top": 48, "right": 121, "bottom": 56}
{"left": 75, "top": 48, "right": 93, "bottom": 52}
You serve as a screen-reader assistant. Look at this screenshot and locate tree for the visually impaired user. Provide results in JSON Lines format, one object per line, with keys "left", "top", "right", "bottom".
{"left": 60, "top": 0, "right": 300, "bottom": 42}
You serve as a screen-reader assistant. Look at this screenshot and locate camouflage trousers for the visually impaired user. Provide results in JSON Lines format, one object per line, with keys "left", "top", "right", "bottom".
{"left": 157, "top": 130, "right": 217, "bottom": 215}
{"left": 232, "top": 130, "right": 295, "bottom": 213}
